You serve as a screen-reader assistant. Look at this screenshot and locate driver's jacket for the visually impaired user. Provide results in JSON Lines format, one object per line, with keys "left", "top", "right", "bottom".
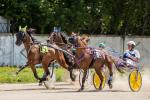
{"left": 123, "top": 49, "right": 140, "bottom": 66}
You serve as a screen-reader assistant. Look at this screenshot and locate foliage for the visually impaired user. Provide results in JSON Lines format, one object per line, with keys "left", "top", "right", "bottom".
{"left": 0, "top": 0, "right": 150, "bottom": 35}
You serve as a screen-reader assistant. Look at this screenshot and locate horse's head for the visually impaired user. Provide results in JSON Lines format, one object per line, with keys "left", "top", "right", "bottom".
{"left": 47, "top": 32, "right": 67, "bottom": 45}
{"left": 68, "top": 32, "right": 77, "bottom": 45}
{"left": 81, "top": 34, "right": 90, "bottom": 45}
{"left": 15, "top": 31, "right": 25, "bottom": 46}
{"left": 68, "top": 32, "right": 90, "bottom": 47}
{"left": 15, "top": 26, "right": 27, "bottom": 46}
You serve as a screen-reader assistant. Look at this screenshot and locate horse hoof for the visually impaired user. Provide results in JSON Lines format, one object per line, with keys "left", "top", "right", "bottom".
{"left": 71, "top": 77, "right": 75, "bottom": 82}
{"left": 70, "top": 70, "right": 76, "bottom": 82}
{"left": 39, "top": 80, "right": 43, "bottom": 86}
{"left": 95, "top": 89, "right": 101, "bottom": 92}
{"left": 70, "top": 73, "right": 76, "bottom": 82}
{"left": 109, "top": 84, "right": 113, "bottom": 89}
{"left": 99, "top": 87, "right": 102, "bottom": 91}
{"left": 16, "top": 72, "right": 18, "bottom": 75}
{"left": 108, "top": 80, "right": 113, "bottom": 89}
{"left": 39, "top": 82, "right": 43, "bottom": 86}
{"left": 77, "top": 88, "right": 83, "bottom": 92}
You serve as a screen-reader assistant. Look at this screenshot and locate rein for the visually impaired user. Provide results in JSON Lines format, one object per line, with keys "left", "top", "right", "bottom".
{"left": 72, "top": 36, "right": 91, "bottom": 65}
{"left": 74, "top": 46, "right": 92, "bottom": 66}
{"left": 75, "top": 53, "right": 85, "bottom": 66}
{"left": 43, "top": 43, "right": 75, "bottom": 58}
{"left": 53, "top": 41, "right": 71, "bottom": 49}
{"left": 22, "top": 32, "right": 36, "bottom": 55}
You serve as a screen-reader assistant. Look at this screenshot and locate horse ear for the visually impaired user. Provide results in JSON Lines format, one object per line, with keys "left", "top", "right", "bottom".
{"left": 72, "top": 32, "right": 76, "bottom": 36}
{"left": 24, "top": 25, "right": 27, "bottom": 31}
{"left": 22, "top": 25, "right": 27, "bottom": 32}
{"left": 19, "top": 26, "right": 22, "bottom": 31}
{"left": 71, "top": 32, "right": 74, "bottom": 35}
{"left": 24, "top": 25, "right": 27, "bottom": 29}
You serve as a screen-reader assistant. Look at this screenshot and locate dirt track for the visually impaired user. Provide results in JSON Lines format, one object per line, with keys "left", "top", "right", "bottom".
{"left": 0, "top": 74, "right": 150, "bottom": 100}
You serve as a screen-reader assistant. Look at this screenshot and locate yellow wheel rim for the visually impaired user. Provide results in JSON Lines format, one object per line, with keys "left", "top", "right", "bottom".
{"left": 93, "top": 72, "right": 106, "bottom": 90}
{"left": 129, "top": 70, "right": 142, "bottom": 92}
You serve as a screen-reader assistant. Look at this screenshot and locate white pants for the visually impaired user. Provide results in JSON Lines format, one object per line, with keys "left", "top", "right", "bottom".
{"left": 126, "top": 59, "right": 137, "bottom": 67}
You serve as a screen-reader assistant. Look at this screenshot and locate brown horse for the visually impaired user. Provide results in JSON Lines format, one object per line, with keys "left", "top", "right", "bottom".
{"left": 47, "top": 32, "right": 77, "bottom": 81}
{"left": 15, "top": 28, "right": 57, "bottom": 83}
{"left": 68, "top": 33, "right": 122, "bottom": 91}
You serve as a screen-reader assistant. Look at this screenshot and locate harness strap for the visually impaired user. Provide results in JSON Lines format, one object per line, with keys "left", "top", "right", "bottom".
{"left": 89, "top": 58, "right": 95, "bottom": 68}
{"left": 48, "top": 43, "right": 75, "bottom": 58}
{"left": 75, "top": 53, "right": 84, "bottom": 66}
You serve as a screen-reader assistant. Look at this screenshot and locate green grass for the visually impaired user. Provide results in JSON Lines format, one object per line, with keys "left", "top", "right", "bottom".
{"left": 0, "top": 67, "right": 64, "bottom": 83}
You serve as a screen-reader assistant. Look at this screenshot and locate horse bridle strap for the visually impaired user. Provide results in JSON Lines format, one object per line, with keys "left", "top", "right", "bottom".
{"left": 18, "top": 31, "right": 25, "bottom": 42}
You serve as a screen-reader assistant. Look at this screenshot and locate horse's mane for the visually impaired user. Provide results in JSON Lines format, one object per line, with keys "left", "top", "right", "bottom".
{"left": 26, "top": 28, "right": 37, "bottom": 43}
{"left": 59, "top": 32, "right": 68, "bottom": 44}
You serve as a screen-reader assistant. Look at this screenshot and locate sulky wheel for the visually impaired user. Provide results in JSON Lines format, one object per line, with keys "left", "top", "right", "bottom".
{"left": 129, "top": 70, "right": 142, "bottom": 92}
{"left": 93, "top": 72, "right": 106, "bottom": 90}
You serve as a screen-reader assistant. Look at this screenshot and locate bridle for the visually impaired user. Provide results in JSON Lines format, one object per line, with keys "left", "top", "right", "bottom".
{"left": 16, "top": 31, "right": 25, "bottom": 45}
{"left": 69, "top": 35, "right": 92, "bottom": 66}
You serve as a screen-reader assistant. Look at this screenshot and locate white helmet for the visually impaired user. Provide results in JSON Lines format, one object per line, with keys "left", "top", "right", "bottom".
{"left": 127, "top": 41, "right": 136, "bottom": 46}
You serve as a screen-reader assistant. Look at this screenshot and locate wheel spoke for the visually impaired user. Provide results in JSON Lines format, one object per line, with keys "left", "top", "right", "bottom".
{"left": 93, "top": 72, "right": 106, "bottom": 90}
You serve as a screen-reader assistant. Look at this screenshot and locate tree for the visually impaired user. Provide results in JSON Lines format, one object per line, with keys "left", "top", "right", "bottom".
{"left": 0, "top": 0, "right": 150, "bottom": 35}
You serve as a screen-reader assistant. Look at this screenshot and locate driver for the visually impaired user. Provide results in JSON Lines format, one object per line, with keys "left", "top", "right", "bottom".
{"left": 99, "top": 42, "right": 106, "bottom": 49}
{"left": 123, "top": 41, "right": 140, "bottom": 67}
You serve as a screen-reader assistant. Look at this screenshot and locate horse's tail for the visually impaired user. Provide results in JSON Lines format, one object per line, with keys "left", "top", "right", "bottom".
{"left": 111, "top": 56, "right": 125, "bottom": 74}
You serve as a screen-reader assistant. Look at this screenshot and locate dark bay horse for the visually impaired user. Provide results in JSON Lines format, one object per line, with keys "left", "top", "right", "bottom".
{"left": 68, "top": 33, "right": 122, "bottom": 91}
{"left": 47, "top": 32, "right": 77, "bottom": 81}
{"left": 47, "top": 32, "right": 68, "bottom": 48}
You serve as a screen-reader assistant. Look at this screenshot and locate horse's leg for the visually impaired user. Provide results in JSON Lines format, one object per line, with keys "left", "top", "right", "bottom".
{"left": 94, "top": 63, "right": 104, "bottom": 90}
{"left": 58, "top": 59, "right": 75, "bottom": 81}
{"left": 56, "top": 50, "right": 68, "bottom": 70}
{"left": 106, "top": 60, "right": 113, "bottom": 89}
{"left": 39, "top": 51, "right": 54, "bottom": 85}
{"left": 16, "top": 64, "right": 28, "bottom": 75}
{"left": 78, "top": 70, "right": 87, "bottom": 92}
{"left": 56, "top": 50, "right": 75, "bottom": 81}
{"left": 41, "top": 61, "right": 50, "bottom": 81}
{"left": 65, "top": 61, "right": 76, "bottom": 82}
{"left": 30, "top": 64, "right": 41, "bottom": 83}
{"left": 69, "top": 69, "right": 76, "bottom": 81}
